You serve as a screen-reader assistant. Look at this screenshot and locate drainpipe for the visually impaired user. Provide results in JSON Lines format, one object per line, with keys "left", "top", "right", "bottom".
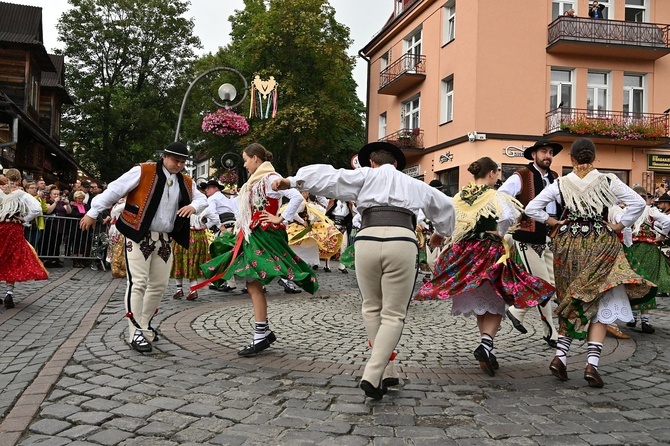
{"left": 0, "top": 117, "right": 19, "bottom": 148}
{"left": 358, "top": 49, "right": 371, "bottom": 143}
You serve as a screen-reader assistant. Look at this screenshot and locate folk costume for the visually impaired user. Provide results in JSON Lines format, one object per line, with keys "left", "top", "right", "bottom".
{"left": 326, "top": 199, "right": 354, "bottom": 273}
{"left": 618, "top": 195, "right": 670, "bottom": 333}
{"left": 203, "top": 180, "right": 238, "bottom": 292}
{"left": 0, "top": 187, "right": 49, "bottom": 308}
{"left": 284, "top": 199, "right": 342, "bottom": 268}
{"left": 498, "top": 140, "right": 562, "bottom": 348}
{"left": 526, "top": 162, "right": 652, "bottom": 387}
{"left": 415, "top": 183, "right": 554, "bottom": 375}
{"left": 107, "top": 199, "right": 127, "bottom": 278}
{"left": 87, "top": 143, "right": 208, "bottom": 352}
{"left": 284, "top": 141, "right": 455, "bottom": 400}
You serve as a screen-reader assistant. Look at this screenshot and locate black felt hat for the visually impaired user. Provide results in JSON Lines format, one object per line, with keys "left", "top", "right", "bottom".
{"left": 357, "top": 141, "right": 406, "bottom": 171}
{"left": 428, "top": 179, "right": 445, "bottom": 190}
{"left": 523, "top": 139, "right": 563, "bottom": 160}
{"left": 163, "top": 141, "right": 190, "bottom": 159}
{"left": 201, "top": 179, "right": 224, "bottom": 190}
{"left": 657, "top": 192, "right": 670, "bottom": 203}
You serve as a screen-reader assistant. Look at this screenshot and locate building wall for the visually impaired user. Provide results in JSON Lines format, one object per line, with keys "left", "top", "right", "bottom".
{"left": 363, "top": 0, "right": 670, "bottom": 193}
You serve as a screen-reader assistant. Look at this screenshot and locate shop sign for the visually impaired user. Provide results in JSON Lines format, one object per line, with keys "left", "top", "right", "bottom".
{"left": 648, "top": 154, "right": 670, "bottom": 171}
{"left": 502, "top": 145, "right": 526, "bottom": 158}
{"left": 403, "top": 164, "right": 420, "bottom": 177}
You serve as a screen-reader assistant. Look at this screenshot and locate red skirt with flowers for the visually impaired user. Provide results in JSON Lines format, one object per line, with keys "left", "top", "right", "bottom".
{"left": 414, "top": 237, "right": 553, "bottom": 308}
{"left": 0, "top": 222, "right": 49, "bottom": 282}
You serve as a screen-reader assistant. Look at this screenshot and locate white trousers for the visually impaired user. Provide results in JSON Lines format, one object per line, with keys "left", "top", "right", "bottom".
{"left": 124, "top": 232, "right": 173, "bottom": 342}
{"left": 355, "top": 226, "right": 417, "bottom": 387}
{"left": 507, "top": 235, "right": 558, "bottom": 341}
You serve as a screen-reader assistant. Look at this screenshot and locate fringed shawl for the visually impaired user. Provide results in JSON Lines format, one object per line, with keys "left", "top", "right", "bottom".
{"left": 0, "top": 190, "right": 33, "bottom": 222}
{"left": 558, "top": 170, "right": 620, "bottom": 219}
{"left": 235, "top": 161, "right": 277, "bottom": 240}
{"left": 451, "top": 184, "right": 523, "bottom": 244}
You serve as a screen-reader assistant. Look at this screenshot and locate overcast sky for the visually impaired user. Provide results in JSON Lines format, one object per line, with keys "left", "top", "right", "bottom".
{"left": 16, "top": 0, "right": 391, "bottom": 103}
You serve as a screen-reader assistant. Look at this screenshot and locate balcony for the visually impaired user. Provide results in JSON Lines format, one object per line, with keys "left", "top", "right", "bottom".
{"left": 379, "top": 128, "right": 424, "bottom": 150}
{"left": 545, "top": 107, "right": 670, "bottom": 147}
{"left": 378, "top": 53, "right": 426, "bottom": 95}
{"left": 547, "top": 16, "right": 670, "bottom": 60}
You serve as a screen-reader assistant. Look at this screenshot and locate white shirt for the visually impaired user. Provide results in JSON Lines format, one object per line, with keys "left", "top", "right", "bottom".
{"left": 87, "top": 164, "right": 208, "bottom": 233}
{"left": 288, "top": 164, "right": 454, "bottom": 236}
{"left": 498, "top": 164, "right": 557, "bottom": 215}
{"left": 207, "top": 190, "right": 236, "bottom": 216}
{"left": 330, "top": 200, "right": 350, "bottom": 218}
{"left": 525, "top": 171, "right": 645, "bottom": 228}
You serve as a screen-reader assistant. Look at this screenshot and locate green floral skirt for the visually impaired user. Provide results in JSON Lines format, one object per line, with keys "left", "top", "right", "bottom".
{"left": 623, "top": 242, "right": 670, "bottom": 310}
{"left": 201, "top": 228, "right": 319, "bottom": 294}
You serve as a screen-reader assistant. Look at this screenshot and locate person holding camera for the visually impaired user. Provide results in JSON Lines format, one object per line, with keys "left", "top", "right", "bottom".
{"left": 589, "top": 1, "right": 605, "bottom": 19}
{"left": 44, "top": 187, "right": 72, "bottom": 267}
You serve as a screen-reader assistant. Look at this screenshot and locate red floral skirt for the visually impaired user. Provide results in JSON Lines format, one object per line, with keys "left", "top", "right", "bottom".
{"left": 0, "top": 222, "right": 49, "bottom": 282}
{"left": 414, "top": 237, "right": 553, "bottom": 308}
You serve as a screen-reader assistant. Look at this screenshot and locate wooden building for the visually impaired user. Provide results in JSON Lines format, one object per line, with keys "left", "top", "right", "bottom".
{"left": 0, "top": 1, "right": 80, "bottom": 183}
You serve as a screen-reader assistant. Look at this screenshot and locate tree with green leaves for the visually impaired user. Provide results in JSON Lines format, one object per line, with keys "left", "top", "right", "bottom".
{"left": 57, "top": 0, "right": 201, "bottom": 182}
{"left": 179, "top": 0, "right": 365, "bottom": 176}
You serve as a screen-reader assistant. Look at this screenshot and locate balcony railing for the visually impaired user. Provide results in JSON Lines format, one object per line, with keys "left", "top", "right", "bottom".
{"left": 547, "top": 16, "right": 670, "bottom": 58}
{"left": 546, "top": 108, "right": 669, "bottom": 141}
{"left": 378, "top": 53, "right": 426, "bottom": 95}
{"left": 379, "top": 128, "right": 424, "bottom": 150}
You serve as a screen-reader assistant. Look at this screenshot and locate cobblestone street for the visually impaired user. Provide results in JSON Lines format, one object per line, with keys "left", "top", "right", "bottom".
{"left": 1, "top": 264, "right": 670, "bottom": 445}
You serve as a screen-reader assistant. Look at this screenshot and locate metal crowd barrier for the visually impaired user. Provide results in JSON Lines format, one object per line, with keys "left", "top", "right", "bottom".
{"left": 24, "top": 214, "right": 109, "bottom": 270}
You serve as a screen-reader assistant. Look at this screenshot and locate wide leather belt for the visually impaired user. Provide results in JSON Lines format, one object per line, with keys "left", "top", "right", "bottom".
{"left": 219, "top": 212, "right": 236, "bottom": 225}
{"left": 361, "top": 206, "right": 416, "bottom": 232}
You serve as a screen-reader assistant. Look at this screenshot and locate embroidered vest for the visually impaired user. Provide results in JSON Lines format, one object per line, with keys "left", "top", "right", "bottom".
{"left": 513, "top": 166, "right": 559, "bottom": 245}
{"left": 116, "top": 161, "right": 193, "bottom": 248}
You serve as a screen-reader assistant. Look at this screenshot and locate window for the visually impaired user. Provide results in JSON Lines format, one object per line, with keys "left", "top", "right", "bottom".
{"left": 380, "top": 51, "right": 389, "bottom": 72}
{"left": 29, "top": 74, "right": 39, "bottom": 109}
{"left": 587, "top": 71, "right": 609, "bottom": 117}
{"left": 197, "top": 162, "right": 208, "bottom": 179}
{"left": 402, "top": 95, "right": 420, "bottom": 130}
{"left": 552, "top": 1, "right": 575, "bottom": 20}
{"left": 501, "top": 164, "right": 528, "bottom": 182}
{"left": 625, "top": 0, "right": 645, "bottom": 22}
{"left": 594, "top": 0, "right": 610, "bottom": 19}
{"left": 562, "top": 166, "right": 628, "bottom": 184}
{"left": 438, "top": 167, "right": 459, "bottom": 197}
{"left": 623, "top": 74, "right": 645, "bottom": 118}
{"left": 379, "top": 112, "right": 387, "bottom": 138}
{"left": 443, "top": 1, "right": 456, "bottom": 44}
{"left": 441, "top": 76, "right": 454, "bottom": 123}
{"left": 405, "top": 28, "right": 422, "bottom": 57}
{"left": 396, "top": 0, "right": 404, "bottom": 16}
{"left": 550, "top": 68, "right": 573, "bottom": 110}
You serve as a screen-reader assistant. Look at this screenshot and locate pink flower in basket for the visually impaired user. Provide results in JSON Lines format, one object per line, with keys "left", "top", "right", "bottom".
{"left": 202, "top": 108, "right": 249, "bottom": 136}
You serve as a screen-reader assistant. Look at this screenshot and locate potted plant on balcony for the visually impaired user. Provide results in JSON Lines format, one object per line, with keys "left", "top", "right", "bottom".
{"left": 559, "top": 114, "right": 666, "bottom": 141}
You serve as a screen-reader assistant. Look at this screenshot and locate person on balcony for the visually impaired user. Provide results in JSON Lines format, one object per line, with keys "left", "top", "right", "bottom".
{"left": 589, "top": 1, "right": 605, "bottom": 19}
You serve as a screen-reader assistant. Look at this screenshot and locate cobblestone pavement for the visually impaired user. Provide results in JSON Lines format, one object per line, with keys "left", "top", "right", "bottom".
{"left": 1, "top": 263, "right": 670, "bottom": 445}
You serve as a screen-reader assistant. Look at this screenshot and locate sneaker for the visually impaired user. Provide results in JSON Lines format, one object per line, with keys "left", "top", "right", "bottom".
{"left": 641, "top": 322, "right": 655, "bottom": 334}
{"left": 130, "top": 330, "right": 152, "bottom": 353}
{"left": 4, "top": 293, "right": 15, "bottom": 309}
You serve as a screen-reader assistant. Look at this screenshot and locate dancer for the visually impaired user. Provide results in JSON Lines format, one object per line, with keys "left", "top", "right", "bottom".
{"left": 80, "top": 142, "right": 208, "bottom": 352}
{"left": 198, "top": 143, "right": 318, "bottom": 357}
{"left": 415, "top": 157, "right": 554, "bottom": 377}
{"left": 621, "top": 186, "right": 670, "bottom": 334}
{"left": 0, "top": 169, "right": 48, "bottom": 308}
{"left": 526, "top": 138, "right": 652, "bottom": 388}
{"left": 273, "top": 141, "right": 455, "bottom": 400}
{"left": 498, "top": 139, "right": 562, "bottom": 348}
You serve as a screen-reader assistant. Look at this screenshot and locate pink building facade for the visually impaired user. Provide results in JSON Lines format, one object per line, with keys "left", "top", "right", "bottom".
{"left": 361, "top": 0, "right": 670, "bottom": 194}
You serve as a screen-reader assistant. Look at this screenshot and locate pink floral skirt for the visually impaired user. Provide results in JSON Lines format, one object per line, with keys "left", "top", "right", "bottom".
{"left": 414, "top": 237, "right": 554, "bottom": 310}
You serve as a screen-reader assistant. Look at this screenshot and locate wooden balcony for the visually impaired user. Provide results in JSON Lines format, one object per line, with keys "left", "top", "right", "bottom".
{"left": 378, "top": 128, "right": 424, "bottom": 150}
{"left": 378, "top": 53, "right": 426, "bottom": 96}
{"left": 547, "top": 16, "right": 670, "bottom": 60}
{"left": 545, "top": 107, "right": 670, "bottom": 147}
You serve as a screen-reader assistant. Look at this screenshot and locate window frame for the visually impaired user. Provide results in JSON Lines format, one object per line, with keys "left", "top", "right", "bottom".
{"left": 587, "top": 70, "right": 610, "bottom": 117}
{"left": 402, "top": 95, "right": 421, "bottom": 130}
{"left": 441, "top": 76, "right": 454, "bottom": 124}
{"left": 442, "top": 1, "right": 456, "bottom": 45}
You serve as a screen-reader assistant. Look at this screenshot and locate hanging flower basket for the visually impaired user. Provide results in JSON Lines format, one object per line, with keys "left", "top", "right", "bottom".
{"left": 202, "top": 108, "right": 249, "bottom": 137}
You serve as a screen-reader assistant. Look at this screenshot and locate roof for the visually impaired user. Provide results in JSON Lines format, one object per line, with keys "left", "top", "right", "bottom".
{"left": 0, "top": 2, "right": 55, "bottom": 72}
{"left": 42, "top": 54, "right": 73, "bottom": 105}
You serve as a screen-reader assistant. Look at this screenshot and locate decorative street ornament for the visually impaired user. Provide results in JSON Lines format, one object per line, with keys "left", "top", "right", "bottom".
{"left": 439, "top": 151, "right": 454, "bottom": 163}
{"left": 202, "top": 108, "right": 250, "bottom": 137}
{"left": 250, "top": 75, "right": 278, "bottom": 119}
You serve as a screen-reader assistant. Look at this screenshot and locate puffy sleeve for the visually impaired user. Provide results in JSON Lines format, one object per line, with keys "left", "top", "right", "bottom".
{"left": 288, "top": 165, "right": 366, "bottom": 202}
{"left": 609, "top": 177, "right": 645, "bottom": 227}
{"left": 650, "top": 207, "right": 670, "bottom": 236}
{"left": 526, "top": 181, "right": 561, "bottom": 223}
{"left": 496, "top": 193, "right": 522, "bottom": 236}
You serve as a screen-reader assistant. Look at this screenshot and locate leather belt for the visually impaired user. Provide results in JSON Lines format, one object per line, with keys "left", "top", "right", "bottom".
{"left": 219, "top": 212, "right": 236, "bottom": 225}
{"left": 360, "top": 206, "right": 416, "bottom": 232}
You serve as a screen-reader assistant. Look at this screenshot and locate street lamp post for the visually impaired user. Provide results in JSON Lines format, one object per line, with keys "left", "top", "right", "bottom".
{"left": 174, "top": 66, "right": 248, "bottom": 142}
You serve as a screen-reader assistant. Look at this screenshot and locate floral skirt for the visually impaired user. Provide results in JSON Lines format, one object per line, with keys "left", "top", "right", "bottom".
{"left": 553, "top": 226, "right": 653, "bottom": 338}
{"left": 414, "top": 237, "right": 554, "bottom": 310}
{"left": 171, "top": 229, "right": 210, "bottom": 280}
{"left": 286, "top": 222, "right": 342, "bottom": 259}
{"left": 623, "top": 242, "right": 670, "bottom": 311}
{"left": 0, "top": 222, "right": 48, "bottom": 283}
{"left": 201, "top": 228, "right": 318, "bottom": 294}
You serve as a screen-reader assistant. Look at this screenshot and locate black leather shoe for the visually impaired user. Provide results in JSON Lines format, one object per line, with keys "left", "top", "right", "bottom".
{"left": 238, "top": 332, "right": 277, "bottom": 357}
{"left": 219, "top": 284, "right": 237, "bottom": 292}
{"left": 626, "top": 320, "right": 637, "bottom": 328}
{"left": 360, "top": 380, "right": 387, "bottom": 400}
{"left": 544, "top": 336, "right": 558, "bottom": 349}
{"left": 323, "top": 267, "right": 331, "bottom": 272}
{"left": 4, "top": 293, "right": 15, "bottom": 309}
{"left": 381, "top": 377, "right": 400, "bottom": 387}
{"left": 490, "top": 353, "right": 499, "bottom": 370}
{"left": 208, "top": 284, "right": 219, "bottom": 291}
{"left": 130, "top": 331, "right": 152, "bottom": 353}
{"left": 279, "top": 278, "right": 302, "bottom": 294}
{"left": 549, "top": 356, "right": 568, "bottom": 381}
{"left": 473, "top": 345, "right": 495, "bottom": 377}
{"left": 339, "top": 268, "right": 348, "bottom": 274}
{"left": 641, "top": 322, "right": 655, "bottom": 334}
{"left": 506, "top": 309, "right": 528, "bottom": 334}
{"left": 312, "top": 265, "right": 319, "bottom": 270}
